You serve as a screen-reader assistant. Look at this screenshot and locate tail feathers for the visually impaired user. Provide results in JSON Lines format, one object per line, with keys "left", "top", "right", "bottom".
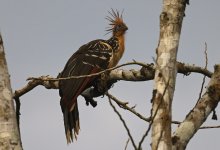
{"left": 63, "top": 103, "right": 80, "bottom": 144}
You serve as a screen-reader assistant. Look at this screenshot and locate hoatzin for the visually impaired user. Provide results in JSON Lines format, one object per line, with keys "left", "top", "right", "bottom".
{"left": 59, "top": 9, "right": 128, "bottom": 143}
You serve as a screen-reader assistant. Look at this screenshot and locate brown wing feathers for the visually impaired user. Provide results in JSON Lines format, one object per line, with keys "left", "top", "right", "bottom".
{"left": 60, "top": 41, "right": 112, "bottom": 104}
{"left": 59, "top": 40, "right": 113, "bottom": 143}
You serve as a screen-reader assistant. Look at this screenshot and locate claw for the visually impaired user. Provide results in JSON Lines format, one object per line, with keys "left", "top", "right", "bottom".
{"left": 84, "top": 97, "right": 97, "bottom": 107}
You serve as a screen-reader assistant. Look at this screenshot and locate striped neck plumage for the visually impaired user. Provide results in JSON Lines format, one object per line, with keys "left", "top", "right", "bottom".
{"left": 107, "top": 37, "right": 119, "bottom": 51}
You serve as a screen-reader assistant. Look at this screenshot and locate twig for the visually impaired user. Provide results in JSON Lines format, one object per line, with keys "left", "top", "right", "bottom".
{"left": 197, "top": 43, "right": 208, "bottom": 104}
{"left": 124, "top": 139, "right": 130, "bottom": 150}
{"left": 106, "top": 92, "right": 181, "bottom": 125}
{"left": 108, "top": 97, "right": 137, "bottom": 150}
{"left": 106, "top": 93, "right": 150, "bottom": 122}
{"left": 200, "top": 125, "right": 220, "bottom": 129}
{"left": 27, "top": 61, "right": 149, "bottom": 81}
{"left": 137, "top": 120, "right": 152, "bottom": 150}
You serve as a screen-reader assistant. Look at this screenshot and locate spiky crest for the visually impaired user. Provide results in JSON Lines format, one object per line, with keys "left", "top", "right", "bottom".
{"left": 105, "top": 9, "right": 125, "bottom": 35}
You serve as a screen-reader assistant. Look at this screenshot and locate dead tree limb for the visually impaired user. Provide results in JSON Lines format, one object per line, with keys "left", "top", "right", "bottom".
{"left": 172, "top": 64, "right": 220, "bottom": 150}
{"left": 108, "top": 98, "right": 138, "bottom": 150}
{"left": 106, "top": 92, "right": 150, "bottom": 122}
{"left": 13, "top": 62, "right": 212, "bottom": 101}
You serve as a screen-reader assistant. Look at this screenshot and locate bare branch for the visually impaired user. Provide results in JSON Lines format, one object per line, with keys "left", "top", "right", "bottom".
{"left": 108, "top": 97, "right": 137, "bottom": 150}
{"left": 204, "top": 43, "right": 208, "bottom": 69}
{"left": 106, "top": 93, "right": 220, "bottom": 130}
{"left": 197, "top": 43, "right": 208, "bottom": 104}
{"left": 14, "top": 60, "right": 212, "bottom": 101}
{"left": 13, "top": 76, "right": 58, "bottom": 99}
{"left": 200, "top": 125, "right": 220, "bottom": 129}
{"left": 106, "top": 93, "right": 150, "bottom": 122}
{"left": 26, "top": 62, "right": 212, "bottom": 83}
{"left": 27, "top": 61, "right": 149, "bottom": 81}
{"left": 14, "top": 61, "right": 212, "bottom": 101}
{"left": 172, "top": 64, "right": 220, "bottom": 150}
{"left": 138, "top": 119, "right": 153, "bottom": 150}
{"left": 110, "top": 63, "right": 155, "bottom": 81}
{"left": 177, "top": 62, "right": 212, "bottom": 77}
{"left": 124, "top": 139, "right": 130, "bottom": 150}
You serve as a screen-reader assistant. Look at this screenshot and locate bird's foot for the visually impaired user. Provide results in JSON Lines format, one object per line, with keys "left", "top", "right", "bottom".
{"left": 85, "top": 97, "right": 97, "bottom": 107}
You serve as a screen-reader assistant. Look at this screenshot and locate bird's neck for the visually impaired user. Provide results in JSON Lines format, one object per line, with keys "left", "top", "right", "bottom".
{"left": 114, "top": 34, "right": 125, "bottom": 57}
{"left": 116, "top": 34, "right": 125, "bottom": 52}
{"left": 107, "top": 34, "right": 125, "bottom": 67}
{"left": 108, "top": 34, "right": 125, "bottom": 52}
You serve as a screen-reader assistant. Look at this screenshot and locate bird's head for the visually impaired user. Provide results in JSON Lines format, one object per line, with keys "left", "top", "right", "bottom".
{"left": 106, "top": 9, "right": 128, "bottom": 37}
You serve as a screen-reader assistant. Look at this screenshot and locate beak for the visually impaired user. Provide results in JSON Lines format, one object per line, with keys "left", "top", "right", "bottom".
{"left": 124, "top": 25, "right": 128, "bottom": 31}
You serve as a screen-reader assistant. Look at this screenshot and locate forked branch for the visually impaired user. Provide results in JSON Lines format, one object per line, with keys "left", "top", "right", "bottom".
{"left": 13, "top": 61, "right": 212, "bottom": 100}
{"left": 172, "top": 64, "right": 220, "bottom": 150}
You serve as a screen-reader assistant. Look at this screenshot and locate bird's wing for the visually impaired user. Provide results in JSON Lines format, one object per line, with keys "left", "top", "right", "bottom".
{"left": 59, "top": 40, "right": 113, "bottom": 111}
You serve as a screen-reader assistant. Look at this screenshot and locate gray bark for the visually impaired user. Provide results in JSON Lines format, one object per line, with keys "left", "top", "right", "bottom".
{"left": 0, "top": 34, "right": 22, "bottom": 150}
{"left": 172, "top": 65, "right": 220, "bottom": 150}
{"left": 151, "top": 0, "right": 187, "bottom": 149}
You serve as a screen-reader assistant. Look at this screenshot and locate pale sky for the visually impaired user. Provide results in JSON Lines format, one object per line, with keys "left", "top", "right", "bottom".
{"left": 1, "top": 0, "right": 220, "bottom": 149}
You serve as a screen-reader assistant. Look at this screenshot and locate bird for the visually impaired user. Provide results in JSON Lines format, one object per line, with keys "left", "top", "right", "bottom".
{"left": 58, "top": 9, "right": 128, "bottom": 143}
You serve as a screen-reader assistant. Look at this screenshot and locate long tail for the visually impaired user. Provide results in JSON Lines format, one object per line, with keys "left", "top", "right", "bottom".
{"left": 62, "top": 102, "right": 80, "bottom": 144}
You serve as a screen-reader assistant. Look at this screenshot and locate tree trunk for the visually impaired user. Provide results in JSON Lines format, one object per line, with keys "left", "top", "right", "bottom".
{"left": 0, "top": 34, "right": 22, "bottom": 149}
{"left": 151, "top": 0, "right": 187, "bottom": 149}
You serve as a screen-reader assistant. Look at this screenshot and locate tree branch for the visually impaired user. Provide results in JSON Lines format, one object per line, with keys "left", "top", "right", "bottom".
{"left": 199, "top": 125, "right": 220, "bottom": 129}
{"left": 197, "top": 42, "right": 208, "bottom": 104}
{"left": 14, "top": 76, "right": 59, "bottom": 98}
{"left": 124, "top": 139, "right": 130, "bottom": 150}
{"left": 106, "top": 92, "right": 220, "bottom": 130}
{"left": 12, "top": 60, "right": 219, "bottom": 150}
{"left": 172, "top": 64, "right": 220, "bottom": 150}
{"left": 177, "top": 62, "right": 212, "bottom": 78}
{"left": 13, "top": 61, "right": 214, "bottom": 130}
{"left": 106, "top": 93, "right": 150, "bottom": 122}
{"left": 108, "top": 97, "right": 137, "bottom": 150}
{"left": 14, "top": 61, "right": 212, "bottom": 100}
{"left": 27, "top": 61, "right": 150, "bottom": 81}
